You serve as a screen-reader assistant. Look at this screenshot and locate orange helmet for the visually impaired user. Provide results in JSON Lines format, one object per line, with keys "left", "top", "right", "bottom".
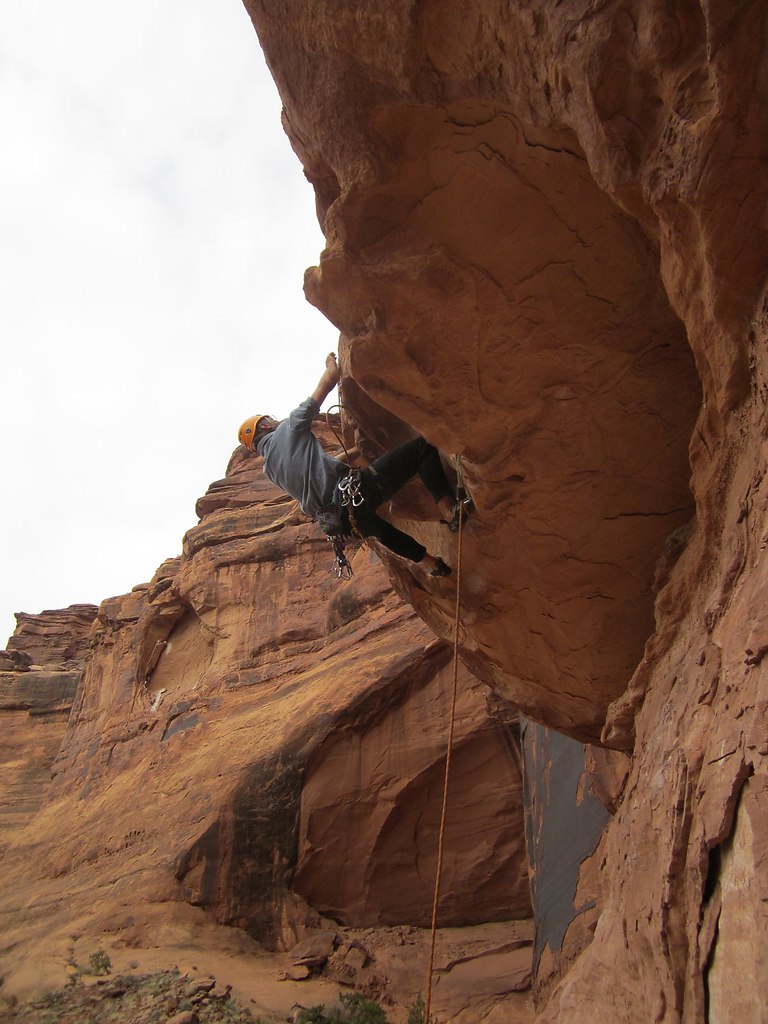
{"left": 238, "top": 414, "right": 278, "bottom": 450}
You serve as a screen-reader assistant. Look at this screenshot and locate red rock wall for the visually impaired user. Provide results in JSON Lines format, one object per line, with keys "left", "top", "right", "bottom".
{"left": 0, "top": 606, "right": 96, "bottom": 853}
{"left": 3, "top": 606, "right": 97, "bottom": 669}
{"left": 3, "top": 4, "right": 766, "bottom": 1019}
{"left": 247, "top": 0, "right": 702, "bottom": 745}
{"left": 295, "top": 667, "right": 529, "bottom": 928}
{"left": 0, "top": 426, "right": 531, "bottom": 998}
{"left": 243, "top": 2, "right": 768, "bottom": 1020}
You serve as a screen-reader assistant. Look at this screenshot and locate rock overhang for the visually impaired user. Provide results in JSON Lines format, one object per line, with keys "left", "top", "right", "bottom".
{"left": 245, "top": 0, "right": 702, "bottom": 741}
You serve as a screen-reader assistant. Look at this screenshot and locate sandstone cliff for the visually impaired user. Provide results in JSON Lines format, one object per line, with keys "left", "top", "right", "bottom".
{"left": 242, "top": 2, "right": 768, "bottom": 1020}
{"left": 0, "top": 605, "right": 97, "bottom": 851}
{"left": 0, "top": 425, "right": 536, "bottom": 1021}
{"left": 3, "top": 3, "right": 767, "bottom": 1022}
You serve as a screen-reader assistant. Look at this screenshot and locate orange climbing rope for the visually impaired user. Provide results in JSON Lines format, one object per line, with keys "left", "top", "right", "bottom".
{"left": 328, "top": 393, "right": 468, "bottom": 1011}
{"left": 423, "top": 454, "right": 465, "bottom": 1024}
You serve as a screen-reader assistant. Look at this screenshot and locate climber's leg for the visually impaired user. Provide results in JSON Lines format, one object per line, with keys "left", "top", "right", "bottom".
{"left": 369, "top": 438, "right": 453, "bottom": 506}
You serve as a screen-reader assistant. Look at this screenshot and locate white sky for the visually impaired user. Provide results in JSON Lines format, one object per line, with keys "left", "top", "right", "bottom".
{"left": 0, "top": 1, "right": 339, "bottom": 646}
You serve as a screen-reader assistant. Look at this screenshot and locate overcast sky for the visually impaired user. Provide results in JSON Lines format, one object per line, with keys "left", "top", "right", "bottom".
{"left": 0, "top": 1, "right": 339, "bottom": 646}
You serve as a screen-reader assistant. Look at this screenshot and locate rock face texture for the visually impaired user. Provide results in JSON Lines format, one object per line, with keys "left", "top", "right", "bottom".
{"left": 2, "top": 606, "right": 97, "bottom": 669}
{"left": 0, "top": 426, "right": 533, "bottom": 1020}
{"left": 0, "top": 606, "right": 97, "bottom": 850}
{"left": 3, "top": 4, "right": 767, "bottom": 1022}
{"left": 294, "top": 667, "right": 528, "bottom": 928}
{"left": 249, "top": 0, "right": 702, "bottom": 743}
{"left": 243, "top": 2, "right": 768, "bottom": 1021}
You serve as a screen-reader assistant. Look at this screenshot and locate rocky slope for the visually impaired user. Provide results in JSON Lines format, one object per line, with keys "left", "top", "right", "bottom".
{"left": 0, "top": 425, "right": 537, "bottom": 1022}
{"left": 243, "top": 1, "right": 768, "bottom": 1020}
{"left": 0, "top": 605, "right": 97, "bottom": 851}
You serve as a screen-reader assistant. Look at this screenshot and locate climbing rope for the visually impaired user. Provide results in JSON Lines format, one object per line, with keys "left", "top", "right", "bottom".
{"left": 424, "top": 454, "right": 465, "bottom": 1024}
{"left": 325, "top": 403, "right": 354, "bottom": 463}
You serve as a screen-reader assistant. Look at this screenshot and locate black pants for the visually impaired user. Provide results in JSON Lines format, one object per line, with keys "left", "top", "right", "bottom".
{"left": 344, "top": 438, "right": 453, "bottom": 562}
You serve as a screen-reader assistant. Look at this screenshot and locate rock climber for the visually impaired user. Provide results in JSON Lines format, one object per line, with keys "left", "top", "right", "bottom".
{"left": 238, "top": 353, "right": 472, "bottom": 577}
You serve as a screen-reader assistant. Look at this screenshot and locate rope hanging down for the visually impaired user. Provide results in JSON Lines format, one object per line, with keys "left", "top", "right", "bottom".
{"left": 326, "top": 395, "right": 468, "bottom": 1010}
{"left": 424, "top": 453, "right": 465, "bottom": 1024}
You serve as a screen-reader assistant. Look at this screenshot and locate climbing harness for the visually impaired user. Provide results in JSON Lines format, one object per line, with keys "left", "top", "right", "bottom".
{"left": 314, "top": 500, "right": 355, "bottom": 579}
{"left": 327, "top": 468, "right": 369, "bottom": 578}
{"left": 313, "top": 464, "right": 371, "bottom": 579}
{"left": 319, "top": 403, "right": 370, "bottom": 580}
{"left": 424, "top": 454, "right": 465, "bottom": 1024}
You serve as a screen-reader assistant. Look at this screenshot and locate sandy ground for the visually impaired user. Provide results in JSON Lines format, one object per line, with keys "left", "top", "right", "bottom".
{"left": 0, "top": 900, "right": 534, "bottom": 1023}
{"left": 2, "top": 940, "right": 340, "bottom": 1022}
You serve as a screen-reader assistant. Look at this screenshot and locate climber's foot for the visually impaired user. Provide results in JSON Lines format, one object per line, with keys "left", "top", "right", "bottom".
{"left": 446, "top": 491, "right": 474, "bottom": 532}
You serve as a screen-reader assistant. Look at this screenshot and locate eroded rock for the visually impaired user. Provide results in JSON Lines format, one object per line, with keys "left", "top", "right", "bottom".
{"left": 246, "top": 0, "right": 702, "bottom": 743}
{"left": 0, "top": 607, "right": 96, "bottom": 852}
{"left": 0, "top": 424, "right": 533, "bottom": 1024}
{"left": 244, "top": 2, "right": 768, "bottom": 1020}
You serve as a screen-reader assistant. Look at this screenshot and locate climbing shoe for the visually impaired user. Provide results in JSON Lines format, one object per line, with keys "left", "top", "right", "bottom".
{"left": 446, "top": 492, "right": 474, "bottom": 533}
{"left": 430, "top": 557, "right": 452, "bottom": 577}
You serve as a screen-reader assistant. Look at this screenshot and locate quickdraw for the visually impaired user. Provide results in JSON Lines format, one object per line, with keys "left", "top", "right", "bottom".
{"left": 331, "top": 534, "right": 353, "bottom": 579}
{"left": 338, "top": 468, "right": 365, "bottom": 507}
{"left": 316, "top": 469, "right": 367, "bottom": 579}
{"left": 322, "top": 406, "right": 368, "bottom": 579}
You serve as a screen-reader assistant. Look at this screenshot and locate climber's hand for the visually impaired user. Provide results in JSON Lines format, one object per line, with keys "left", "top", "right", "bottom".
{"left": 324, "top": 352, "right": 339, "bottom": 386}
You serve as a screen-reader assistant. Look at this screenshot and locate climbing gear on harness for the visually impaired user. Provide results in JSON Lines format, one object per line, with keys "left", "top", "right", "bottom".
{"left": 316, "top": 466, "right": 370, "bottom": 580}
{"left": 338, "top": 468, "right": 365, "bottom": 507}
{"left": 314, "top": 502, "right": 355, "bottom": 579}
{"left": 313, "top": 465, "right": 371, "bottom": 581}
{"left": 445, "top": 488, "right": 474, "bottom": 532}
{"left": 238, "top": 414, "right": 279, "bottom": 451}
{"left": 430, "top": 557, "right": 452, "bottom": 577}
{"left": 322, "top": 401, "right": 373, "bottom": 568}
{"left": 336, "top": 467, "right": 369, "bottom": 554}
{"left": 330, "top": 535, "right": 353, "bottom": 579}
{"left": 338, "top": 469, "right": 368, "bottom": 549}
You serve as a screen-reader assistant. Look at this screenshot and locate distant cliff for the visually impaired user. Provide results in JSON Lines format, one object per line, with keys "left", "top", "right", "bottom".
{"left": 0, "top": 605, "right": 96, "bottom": 851}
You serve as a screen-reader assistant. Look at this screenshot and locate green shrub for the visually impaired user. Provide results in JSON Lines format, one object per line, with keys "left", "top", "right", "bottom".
{"left": 295, "top": 1009, "right": 340, "bottom": 1024}
{"left": 407, "top": 993, "right": 431, "bottom": 1024}
{"left": 339, "top": 991, "right": 388, "bottom": 1024}
{"left": 295, "top": 991, "right": 389, "bottom": 1024}
{"left": 88, "top": 950, "right": 112, "bottom": 976}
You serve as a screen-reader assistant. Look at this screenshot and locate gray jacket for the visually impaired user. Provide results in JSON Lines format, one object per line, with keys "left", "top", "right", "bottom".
{"left": 257, "top": 398, "right": 347, "bottom": 517}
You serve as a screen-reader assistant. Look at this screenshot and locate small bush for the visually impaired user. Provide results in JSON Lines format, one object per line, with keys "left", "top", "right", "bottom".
{"left": 339, "top": 991, "right": 388, "bottom": 1024}
{"left": 295, "top": 991, "right": 389, "bottom": 1024}
{"left": 88, "top": 950, "right": 112, "bottom": 976}
{"left": 295, "top": 1009, "right": 339, "bottom": 1024}
{"left": 407, "top": 993, "right": 431, "bottom": 1024}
